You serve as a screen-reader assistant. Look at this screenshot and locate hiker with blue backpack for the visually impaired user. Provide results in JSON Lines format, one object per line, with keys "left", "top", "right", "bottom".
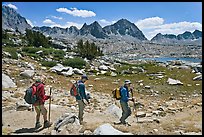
{"left": 25, "top": 78, "right": 52, "bottom": 129}
{"left": 70, "top": 74, "right": 90, "bottom": 125}
{"left": 114, "top": 80, "right": 134, "bottom": 126}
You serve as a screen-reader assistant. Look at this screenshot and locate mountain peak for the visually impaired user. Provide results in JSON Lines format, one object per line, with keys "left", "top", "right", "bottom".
{"left": 2, "top": 5, "right": 32, "bottom": 33}
{"left": 151, "top": 30, "right": 202, "bottom": 42}
{"left": 103, "top": 18, "right": 147, "bottom": 40}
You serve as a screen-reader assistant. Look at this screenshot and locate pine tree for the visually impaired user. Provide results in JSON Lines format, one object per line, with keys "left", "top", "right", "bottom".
{"left": 76, "top": 39, "right": 103, "bottom": 60}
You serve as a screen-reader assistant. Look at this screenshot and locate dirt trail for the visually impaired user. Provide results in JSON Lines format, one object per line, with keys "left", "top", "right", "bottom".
{"left": 2, "top": 98, "right": 202, "bottom": 135}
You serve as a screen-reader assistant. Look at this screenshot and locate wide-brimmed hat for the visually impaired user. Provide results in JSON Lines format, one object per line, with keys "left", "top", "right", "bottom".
{"left": 81, "top": 74, "right": 88, "bottom": 80}
{"left": 124, "top": 80, "right": 131, "bottom": 84}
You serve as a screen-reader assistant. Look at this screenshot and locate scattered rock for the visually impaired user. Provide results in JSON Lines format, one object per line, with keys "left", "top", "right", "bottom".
{"left": 178, "top": 65, "right": 190, "bottom": 69}
{"left": 54, "top": 113, "right": 79, "bottom": 131}
{"left": 144, "top": 86, "right": 151, "bottom": 89}
{"left": 2, "top": 73, "right": 17, "bottom": 89}
{"left": 27, "top": 63, "right": 35, "bottom": 70}
{"left": 136, "top": 111, "right": 146, "bottom": 118}
{"left": 16, "top": 103, "right": 31, "bottom": 111}
{"left": 167, "top": 78, "right": 183, "bottom": 85}
{"left": 50, "top": 64, "right": 70, "bottom": 72}
{"left": 98, "top": 65, "right": 109, "bottom": 71}
{"left": 41, "top": 67, "right": 47, "bottom": 70}
{"left": 110, "top": 72, "right": 117, "bottom": 77}
{"left": 61, "top": 67, "right": 74, "bottom": 77}
{"left": 94, "top": 78, "right": 101, "bottom": 81}
{"left": 93, "top": 123, "right": 133, "bottom": 135}
{"left": 20, "top": 70, "right": 35, "bottom": 78}
{"left": 193, "top": 75, "right": 202, "bottom": 81}
{"left": 83, "top": 130, "right": 93, "bottom": 135}
{"left": 153, "top": 129, "right": 158, "bottom": 132}
{"left": 36, "top": 50, "right": 43, "bottom": 54}
{"left": 137, "top": 118, "right": 154, "bottom": 123}
{"left": 105, "top": 104, "right": 122, "bottom": 118}
{"left": 73, "top": 68, "right": 83, "bottom": 75}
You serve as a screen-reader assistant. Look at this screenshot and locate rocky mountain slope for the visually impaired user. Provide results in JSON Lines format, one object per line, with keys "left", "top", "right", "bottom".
{"left": 33, "top": 19, "right": 147, "bottom": 40}
{"left": 2, "top": 5, "right": 32, "bottom": 33}
{"left": 103, "top": 19, "right": 147, "bottom": 41}
{"left": 151, "top": 30, "right": 202, "bottom": 45}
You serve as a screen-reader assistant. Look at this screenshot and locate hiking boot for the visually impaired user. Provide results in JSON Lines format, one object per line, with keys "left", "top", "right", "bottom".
{"left": 35, "top": 122, "right": 42, "bottom": 129}
{"left": 114, "top": 121, "right": 131, "bottom": 126}
{"left": 80, "top": 121, "right": 87, "bottom": 125}
{"left": 124, "top": 122, "right": 131, "bottom": 126}
{"left": 43, "top": 120, "right": 52, "bottom": 128}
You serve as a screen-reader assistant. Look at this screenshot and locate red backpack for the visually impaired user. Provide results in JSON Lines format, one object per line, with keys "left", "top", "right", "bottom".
{"left": 70, "top": 82, "right": 79, "bottom": 97}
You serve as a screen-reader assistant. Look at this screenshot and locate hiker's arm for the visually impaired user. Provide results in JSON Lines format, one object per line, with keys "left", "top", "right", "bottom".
{"left": 40, "top": 85, "right": 50, "bottom": 100}
{"left": 79, "top": 84, "right": 89, "bottom": 103}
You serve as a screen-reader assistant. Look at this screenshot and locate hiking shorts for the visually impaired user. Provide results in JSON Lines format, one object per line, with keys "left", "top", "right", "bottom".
{"left": 34, "top": 105, "right": 47, "bottom": 115}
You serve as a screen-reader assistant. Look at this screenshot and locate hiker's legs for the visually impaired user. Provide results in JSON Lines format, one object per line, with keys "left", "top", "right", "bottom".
{"left": 120, "top": 101, "right": 131, "bottom": 123}
{"left": 34, "top": 105, "right": 41, "bottom": 122}
{"left": 39, "top": 105, "right": 48, "bottom": 122}
{"left": 77, "top": 100, "right": 85, "bottom": 123}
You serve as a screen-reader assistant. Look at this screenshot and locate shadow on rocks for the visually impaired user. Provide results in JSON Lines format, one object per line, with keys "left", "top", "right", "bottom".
{"left": 13, "top": 127, "right": 45, "bottom": 134}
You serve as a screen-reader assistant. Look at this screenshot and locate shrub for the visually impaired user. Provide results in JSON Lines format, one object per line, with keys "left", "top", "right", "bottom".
{"left": 41, "top": 61, "right": 57, "bottom": 67}
{"left": 22, "top": 47, "right": 40, "bottom": 54}
{"left": 62, "top": 58, "right": 86, "bottom": 69}
{"left": 53, "top": 50, "right": 65, "bottom": 59}
{"left": 3, "top": 47, "right": 18, "bottom": 59}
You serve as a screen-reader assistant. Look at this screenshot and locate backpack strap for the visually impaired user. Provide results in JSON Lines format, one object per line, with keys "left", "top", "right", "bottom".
{"left": 32, "top": 83, "right": 41, "bottom": 98}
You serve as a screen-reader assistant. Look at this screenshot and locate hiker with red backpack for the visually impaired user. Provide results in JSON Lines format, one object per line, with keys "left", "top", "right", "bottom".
{"left": 114, "top": 80, "right": 134, "bottom": 126}
{"left": 70, "top": 74, "right": 90, "bottom": 125}
{"left": 32, "top": 78, "right": 52, "bottom": 129}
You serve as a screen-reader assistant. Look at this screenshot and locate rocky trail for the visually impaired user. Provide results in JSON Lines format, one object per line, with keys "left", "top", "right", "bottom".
{"left": 2, "top": 55, "right": 202, "bottom": 135}
{"left": 2, "top": 87, "right": 202, "bottom": 135}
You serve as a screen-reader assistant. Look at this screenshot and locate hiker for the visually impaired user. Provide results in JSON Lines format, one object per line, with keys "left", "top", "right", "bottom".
{"left": 75, "top": 74, "right": 90, "bottom": 125}
{"left": 118, "top": 80, "right": 134, "bottom": 125}
{"left": 32, "top": 78, "right": 52, "bottom": 129}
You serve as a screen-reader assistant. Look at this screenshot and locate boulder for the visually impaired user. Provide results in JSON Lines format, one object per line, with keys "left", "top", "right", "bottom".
{"left": 110, "top": 72, "right": 117, "bottom": 77}
{"left": 144, "top": 86, "right": 151, "bottom": 89}
{"left": 136, "top": 111, "right": 146, "bottom": 118}
{"left": 16, "top": 103, "right": 32, "bottom": 111}
{"left": 73, "top": 68, "right": 83, "bottom": 75}
{"left": 54, "top": 113, "right": 80, "bottom": 131}
{"left": 50, "top": 64, "right": 69, "bottom": 72}
{"left": 61, "top": 67, "right": 74, "bottom": 77}
{"left": 109, "top": 66, "right": 116, "bottom": 71}
{"left": 20, "top": 70, "right": 35, "bottom": 78}
{"left": 98, "top": 65, "right": 109, "bottom": 71}
{"left": 41, "top": 67, "right": 47, "bottom": 70}
{"left": 27, "top": 63, "right": 35, "bottom": 70}
{"left": 178, "top": 65, "right": 190, "bottom": 69}
{"left": 167, "top": 78, "right": 183, "bottom": 85}
{"left": 2, "top": 73, "right": 17, "bottom": 89}
{"left": 193, "top": 65, "right": 202, "bottom": 73}
{"left": 193, "top": 75, "right": 202, "bottom": 81}
{"left": 100, "top": 71, "right": 107, "bottom": 75}
{"left": 93, "top": 123, "right": 133, "bottom": 135}
{"left": 105, "top": 104, "right": 122, "bottom": 118}
{"left": 3, "top": 51, "right": 11, "bottom": 58}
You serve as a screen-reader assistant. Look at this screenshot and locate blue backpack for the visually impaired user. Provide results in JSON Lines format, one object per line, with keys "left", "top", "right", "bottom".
{"left": 24, "top": 84, "right": 40, "bottom": 104}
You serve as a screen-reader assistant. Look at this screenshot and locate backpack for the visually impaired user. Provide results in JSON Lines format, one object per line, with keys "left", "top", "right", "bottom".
{"left": 112, "top": 87, "right": 122, "bottom": 100}
{"left": 70, "top": 82, "right": 79, "bottom": 97}
{"left": 24, "top": 84, "right": 40, "bottom": 104}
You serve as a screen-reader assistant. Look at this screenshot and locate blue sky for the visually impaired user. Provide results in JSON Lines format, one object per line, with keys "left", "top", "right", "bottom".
{"left": 2, "top": 2, "right": 202, "bottom": 40}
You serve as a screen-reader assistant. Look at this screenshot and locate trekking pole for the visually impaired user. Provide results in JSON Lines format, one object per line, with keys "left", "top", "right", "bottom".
{"left": 48, "top": 86, "right": 52, "bottom": 125}
{"left": 130, "top": 88, "right": 138, "bottom": 123}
